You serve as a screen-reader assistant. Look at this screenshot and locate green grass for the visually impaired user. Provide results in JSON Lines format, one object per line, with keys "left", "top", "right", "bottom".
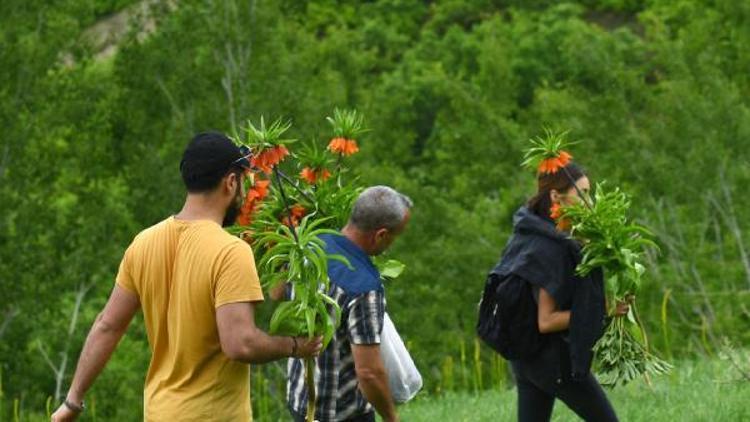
{"left": 5, "top": 355, "right": 748, "bottom": 421}
{"left": 388, "top": 357, "right": 750, "bottom": 421}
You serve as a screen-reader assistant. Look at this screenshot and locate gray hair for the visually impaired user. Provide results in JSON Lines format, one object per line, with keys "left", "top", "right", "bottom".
{"left": 349, "top": 185, "right": 413, "bottom": 232}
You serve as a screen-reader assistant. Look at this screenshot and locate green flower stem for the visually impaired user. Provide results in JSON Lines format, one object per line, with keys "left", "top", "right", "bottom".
{"left": 335, "top": 152, "right": 344, "bottom": 188}
{"left": 632, "top": 301, "right": 651, "bottom": 351}
{"left": 276, "top": 169, "right": 317, "bottom": 204}
{"left": 305, "top": 357, "right": 317, "bottom": 422}
{"left": 273, "top": 167, "right": 299, "bottom": 244}
{"left": 272, "top": 167, "right": 323, "bottom": 421}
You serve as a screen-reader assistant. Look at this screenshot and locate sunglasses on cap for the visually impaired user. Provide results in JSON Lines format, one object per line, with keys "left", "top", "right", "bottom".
{"left": 231, "top": 145, "right": 253, "bottom": 171}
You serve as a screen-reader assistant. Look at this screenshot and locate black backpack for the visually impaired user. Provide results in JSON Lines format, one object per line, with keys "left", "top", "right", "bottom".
{"left": 476, "top": 272, "right": 545, "bottom": 360}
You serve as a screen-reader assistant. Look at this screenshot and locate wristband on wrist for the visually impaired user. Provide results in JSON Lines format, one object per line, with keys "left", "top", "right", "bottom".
{"left": 64, "top": 399, "right": 85, "bottom": 413}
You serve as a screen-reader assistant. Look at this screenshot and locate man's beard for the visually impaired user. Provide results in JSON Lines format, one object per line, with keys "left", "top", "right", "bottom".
{"left": 222, "top": 184, "right": 243, "bottom": 227}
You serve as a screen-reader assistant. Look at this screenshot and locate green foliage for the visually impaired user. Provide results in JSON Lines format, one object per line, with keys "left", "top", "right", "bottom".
{"left": 1, "top": 0, "right": 750, "bottom": 418}
{"left": 594, "top": 317, "right": 672, "bottom": 387}
{"left": 326, "top": 108, "right": 369, "bottom": 140}
{"left": 256, "top": 215, "right": 346, "bottom": 347}
{"left": 563, "top": 183, "right": 657, "bottom": 297}
{"left": 235, "top": 112, "right": 369, "bottom": 420}
{"left": 559, "top": 182, "right": 670, "bottom": 386}
{"left": 300, "top": 177, "right": 362, "bottom": 230}
{"left": 521, "top": 128, "right": 577, "bottom": 171}
{"left": 375, "top": 258, "right": 406, "bottom": 280}
{"left": 238, "top": 117, "right": 296, "bottom": 148}
{"left": 297, "top": 140, "right": 334, "bottom": 170}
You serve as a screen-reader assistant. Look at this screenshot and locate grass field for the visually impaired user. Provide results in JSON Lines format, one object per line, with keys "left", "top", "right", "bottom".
{"left": 389, "top": 356, "right": 750, "bottom": 421}
{"left": 5, "top": 354, "right": 747, "bottom": 421}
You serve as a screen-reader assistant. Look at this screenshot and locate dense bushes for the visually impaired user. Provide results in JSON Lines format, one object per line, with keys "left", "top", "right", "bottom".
{"left": 1, "top": 0, "right": 748, "bottom": 419}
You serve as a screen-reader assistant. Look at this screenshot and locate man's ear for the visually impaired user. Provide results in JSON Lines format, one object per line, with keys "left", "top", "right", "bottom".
{"left": 224, "top": 172, "right": 239, "bottom": 194}
{"left": 374, "top": 227, "right": 389, "bottom": 242}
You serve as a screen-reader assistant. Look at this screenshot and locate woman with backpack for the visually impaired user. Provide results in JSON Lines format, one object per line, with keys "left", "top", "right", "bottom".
{"left": 481, "top": 161, "right": 629, "bottom": 422}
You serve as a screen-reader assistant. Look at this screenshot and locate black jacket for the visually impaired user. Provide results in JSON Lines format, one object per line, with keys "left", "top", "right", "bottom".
{"left": 492, "top": 206, "right": 606, "bottom": 378}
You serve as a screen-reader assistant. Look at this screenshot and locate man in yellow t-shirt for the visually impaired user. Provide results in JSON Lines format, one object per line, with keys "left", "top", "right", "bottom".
{"left": 52, "top": 132, "right": 322, "bottom": 422}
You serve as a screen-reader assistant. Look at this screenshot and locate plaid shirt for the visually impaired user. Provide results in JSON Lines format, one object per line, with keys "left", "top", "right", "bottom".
{"left": 287, "top": 234, "right": 386, "bottom": 421}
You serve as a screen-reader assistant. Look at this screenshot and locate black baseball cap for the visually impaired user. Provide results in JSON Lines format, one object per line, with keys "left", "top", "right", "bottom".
{"left": 180, "top": 132, "right": 252, "bottom": 192}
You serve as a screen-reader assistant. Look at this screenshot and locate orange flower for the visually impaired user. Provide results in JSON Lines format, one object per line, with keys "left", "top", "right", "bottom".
{"left": 538, "top": 158, "right": 554, "bottom": 174}
{"left": 300, "top": 167, "right": 316, "bottom": 184}
{"left": 538, "top": 150, "right": 573, "bottom": 174}
{"left": 237, "top": 214, "right": 251, "bottom": 226}
{"left": 343, "top": 140, "right": 359, "bottom": 155}
{"left": 300, "top": 167, "right": 332, "bottom": 184}
{"left": 237, "top": 179, "right": 271, "bottom": 226}
{"left": 549, "top": 203, "right": 571, "bottom": 231}
{"left": 251, "top": 145, "right": 290, "bottom": 174}
{"left": 291, "top": 204, "right": 306, "bottom": 219}
{"left": 557, "top": 150, "right": 572, "bottom": 167}
{"left": 549, "top": 203, "right": 562, "bottom": 220}
{"left": 252, "top": 179, "right": 271, "bottom": 200}
{"left": 328, "top": 137, "right": 359, "bottom": 156}
{"left": 328, "top": 137, "right": 346, "bottom": 153}
{"left": 282, "top": 204, "right": 307, "bottom": 227}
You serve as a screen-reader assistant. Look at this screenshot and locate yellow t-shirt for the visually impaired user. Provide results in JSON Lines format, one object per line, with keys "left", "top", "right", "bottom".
{"left": 116, "top": 216, "right": 264, "bottom": 421}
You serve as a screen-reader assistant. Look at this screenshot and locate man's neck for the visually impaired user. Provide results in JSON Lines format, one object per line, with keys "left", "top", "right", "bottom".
{"left": 341, "top": 224, "right": 373, "bottom": 256}
{"left": 174, "top": 194, "right": 225, "bottom": 226}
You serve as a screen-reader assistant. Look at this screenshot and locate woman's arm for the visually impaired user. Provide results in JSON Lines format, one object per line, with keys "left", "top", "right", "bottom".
{"left": 537, "top": 287, "right": 571, "bottom": 333}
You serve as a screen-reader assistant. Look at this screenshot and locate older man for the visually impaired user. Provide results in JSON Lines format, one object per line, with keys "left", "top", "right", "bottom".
{"left": 282, "top": 185, "right": 413, "bottom": 422}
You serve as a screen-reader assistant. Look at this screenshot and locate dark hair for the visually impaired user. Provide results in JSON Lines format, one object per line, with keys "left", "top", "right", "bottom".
{"left": 180, "top": 132, "right": 243, "bottom": 193}
{"left": 526, "top": 162, "right": 586, "bottom": 219}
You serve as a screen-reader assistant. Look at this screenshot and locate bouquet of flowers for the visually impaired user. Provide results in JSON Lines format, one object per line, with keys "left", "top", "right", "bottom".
{"left": 228, "top": 110, "right": 369, "bottom": 421}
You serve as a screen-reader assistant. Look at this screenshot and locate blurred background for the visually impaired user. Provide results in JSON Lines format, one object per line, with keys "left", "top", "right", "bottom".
{"left": 1, "top": 0, "right": 749, "bottom": 420}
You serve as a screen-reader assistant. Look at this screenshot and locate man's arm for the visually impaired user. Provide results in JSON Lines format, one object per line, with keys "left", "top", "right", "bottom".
{"left": 52, "top": 285, "right": 140, "bottom": 421}
{"left": 352, "top": 344, "right": 398, "bottom": 422}
{"left": 216, "top": 301, "right": 321, "bottom": 363}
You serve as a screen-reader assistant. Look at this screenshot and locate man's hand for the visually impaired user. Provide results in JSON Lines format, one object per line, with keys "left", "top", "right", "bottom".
{"left": 52, "top": 286, "right": 139, "bottom": 422}
{"left": 50, "top": 405, "right": 78, "bottom": 422}
{"left": 292, "top": 336, "right": 323, "bottom": 358}
{"left": 217, "top": 302, "right": 324, "bottom": 363}
{"left": 50, "top": 400, "right": 83, "bottom": 422}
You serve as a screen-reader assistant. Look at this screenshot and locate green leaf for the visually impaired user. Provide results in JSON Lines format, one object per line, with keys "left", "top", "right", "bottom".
{"left": 305, "top": 308, "right": 316, "bottom": 338}
{"left": 377, "top": 259, "right": 406, "bottom": 280}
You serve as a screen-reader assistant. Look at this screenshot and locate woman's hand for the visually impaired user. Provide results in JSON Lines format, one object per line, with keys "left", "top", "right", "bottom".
{"left": 613, "top": 295, "right": 634, "bottom": 317}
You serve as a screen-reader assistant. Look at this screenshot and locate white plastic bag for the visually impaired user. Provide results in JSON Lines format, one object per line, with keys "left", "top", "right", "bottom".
{"left": 380, "top": 312, "right": 423, "bottom": 403}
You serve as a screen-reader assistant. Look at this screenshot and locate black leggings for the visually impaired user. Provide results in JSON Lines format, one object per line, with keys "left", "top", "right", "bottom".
{"left": 511, "top": 345, "right": 618, "bottom": 422}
